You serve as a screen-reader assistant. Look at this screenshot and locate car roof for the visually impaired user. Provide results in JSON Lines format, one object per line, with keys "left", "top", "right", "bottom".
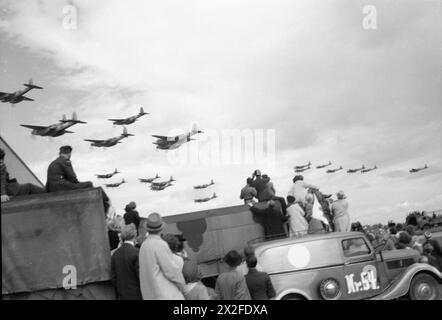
{"left": 253, "top": 232, "right": 367, "bottom": 252}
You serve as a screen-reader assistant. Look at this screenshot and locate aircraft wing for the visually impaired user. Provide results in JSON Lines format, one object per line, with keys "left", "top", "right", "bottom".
{"left": 21, "top": 96, "right": 34, "bottom": 101}
{"left": 20, "top": 124, "right": 48, "bottom": 130}
{"left": 0, "top": 92, "right": 11, "bottom": 97}
{"left": 84, "top": 139, "right": 105, "bottom": 143}
{"left": 108, "top": 119, "right": 124, "bottom": 122}
{"left": 152, "top": 135, "right": 173, "bottom": 140}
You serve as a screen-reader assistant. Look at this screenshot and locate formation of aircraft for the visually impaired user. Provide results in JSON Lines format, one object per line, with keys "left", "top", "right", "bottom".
{"left": 361, "top": 165, "right": 377, "bottom": 173}
{"left": 347, "top": 165, "right": 365, "bottom": 174}
{"left": 194, "top": 192, "right": 217, "bottom": 203}
{"left": 326, "top": 166, "right": 343, "bottom": 173}
{"left": 316, "top": 161, "right": 332, "bottom": 169}
{"left": 152, "top": 124, "right": 203, "bottom": 150}
{"left": 409, "top": 165, "right": 428, "bottom": 173}
{"left": 96, "top": 168, "right": 120, "bottom": 179}
{"left": 20, "top": 112, "right": 87, "bottom": 137}
{"left": 0, "top": 79, "right": 43, "bottom": 104}
{"left": 193, "top": 179, "right": 215, "bottom": 189}
{"left": 84, "top": 127, "right": 134, "bottom": 147}
{"left": 108, "top": 107, "right": 149, "bottom": 125}
{"left": 104, "top": 178, "right": 126, "bottom": 188}
{"left": 139, "top": 174, "right": 160, "bottom": 184}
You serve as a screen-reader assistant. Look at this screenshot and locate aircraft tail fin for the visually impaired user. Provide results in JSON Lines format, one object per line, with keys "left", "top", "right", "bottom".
{"left": 114, "top": 168, "right": 119, "bottom": 173}
{"left": 213, "top": 192, "right": 217, "bottom": 198}
{"left": 339, "top": 166, "right": 343, "bottom": 169}
{"left": 24, "top": 78, "right": 43, "bottom": 89}
{"left": 139, "top": 107, "right": 148, "bottom": 115}
{"left": 170, "top": 176, "right": 174, "bottom": 181}
{"left": 62, "top": 114, "right": 67, "bottom": 122}
{"left": 122, "top": 178, "right": 126, "bottom": 183}
{"left": 122, "top": 127, "right": 134, "bottom": 137}
{"left": 362, "top": 165, "right": 365, "bottom": 169}
{"left": 155, "top": 173, "right": 159, "bottom": 178}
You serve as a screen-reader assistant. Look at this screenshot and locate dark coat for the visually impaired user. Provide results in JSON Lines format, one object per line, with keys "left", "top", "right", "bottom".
{"left": 110, "top": 243, "right": 142, "bottom": 300}
{"left": 245, "top": 268, "right": 276, "bottom": 300}
{"left": 250, "top": 205, "right": 287, "bottom": 239}
{"left": 251, "top": 177, "right": 266, "bottom": 198}
{"left": 46, "top": 156, "right": 92, "bottom": 192}
{"left": 124, "top": 209, "right": 141, "bottom": 229}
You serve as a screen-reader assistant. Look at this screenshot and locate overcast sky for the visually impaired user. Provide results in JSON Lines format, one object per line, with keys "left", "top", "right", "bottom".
{"left": 0, "top": 0, "right": 441, "bottom": 225}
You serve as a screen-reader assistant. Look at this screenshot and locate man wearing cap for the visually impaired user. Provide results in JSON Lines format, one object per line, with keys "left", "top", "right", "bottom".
{"left": 250, "top": 170, "right": 267, "bottom": 201}
{"left": 331, "top": 190, "right": 351, "bottom": 232}
{"left": 1, "top": 148, "right": 45, "bottom": 202}
{"left": 46, "top": 145, "right": 93, "bottom": 192}
{"left": 215, "top": 250, "right": 251, "bottom": 300}
{"left": 139, "top": 212, "right": 186, "bottom": 300}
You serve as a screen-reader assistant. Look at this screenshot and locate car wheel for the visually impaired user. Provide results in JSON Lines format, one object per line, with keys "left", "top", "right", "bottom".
{"left": 281, "top": 294, "right": 306, "bottom": 300}
{"left": 408, "top": 273, "right": 441, "bottom": 300}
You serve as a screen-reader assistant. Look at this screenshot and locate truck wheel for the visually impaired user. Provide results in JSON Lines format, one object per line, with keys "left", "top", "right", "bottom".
{"left": 408, "top": 274, "right": 441, "bottom": 300}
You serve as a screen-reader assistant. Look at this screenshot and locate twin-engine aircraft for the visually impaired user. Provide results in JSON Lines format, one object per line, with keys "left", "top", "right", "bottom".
{"left": 104, "top": 179, "right": 126, "bottom": 188}
{"left": 96, "top": 168, "right": 120, "bottom": 179}
{"left": 409, "top": 165, "right": 428, "bottom": 173}
{"left": 84, "top": 127, "right": 134, "bottom": 147}
{"left": 152, "top": 124, "right": 203, "bottom": 150}
{"left": 20, "top": 112, "right": 86, "bottom": 137}
{"left": 139, "top": 174, "right": 160, "bottom": 184}
{"left": 194, "top": 193, "right": 217, "bottom": 203}
{"left": 193, "top": 179, "right": 215, "bottom": 189}
{"left": 347, "top": 165, "right": 365, "bottom": 173}
{"left": 108, "top": 107, "right": 149, "bottom": 125}
{"left": 0, "top": 79, "right": 43, "bottom": 104}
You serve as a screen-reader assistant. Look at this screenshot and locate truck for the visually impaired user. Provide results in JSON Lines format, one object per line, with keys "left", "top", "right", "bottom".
{"left": 1, "top": 188, "right": 115, "bottom": 300}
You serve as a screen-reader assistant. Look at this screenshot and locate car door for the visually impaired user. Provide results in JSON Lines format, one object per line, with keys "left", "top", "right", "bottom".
{"left": 340, "top": 237, "right": 383, "bottom": 300}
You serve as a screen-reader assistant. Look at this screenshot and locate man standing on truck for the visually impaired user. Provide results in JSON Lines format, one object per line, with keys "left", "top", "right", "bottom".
{"left": 46, "top": 145, "right": 93, "bottom": 192}
{"left": 1, "top": 148, "right": 45, "bottom": 203}
{"left": 249, "top": 200, "right": 288, "bottom": 240}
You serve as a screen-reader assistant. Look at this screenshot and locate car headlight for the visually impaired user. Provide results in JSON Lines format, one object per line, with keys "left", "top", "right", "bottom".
{"left": 319, "top": 278, "right": 342, "bottom": 300}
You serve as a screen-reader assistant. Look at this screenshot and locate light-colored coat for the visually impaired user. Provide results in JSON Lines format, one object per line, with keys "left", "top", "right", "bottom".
{"left": 287, "top": 203, "right": 308, "bottom": 236}
{"left": 139, "top": 234, "right": 185, "bottom": 300}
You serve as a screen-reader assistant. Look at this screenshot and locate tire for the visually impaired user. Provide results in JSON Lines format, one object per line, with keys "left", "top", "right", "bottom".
{"left": 281, "top": 294, "right": 306, "bottom": 300}
{"left": 408, "top": 273, "right": 441, "bottom": 300}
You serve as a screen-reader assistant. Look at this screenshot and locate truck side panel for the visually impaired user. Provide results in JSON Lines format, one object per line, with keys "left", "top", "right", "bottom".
{"left": 2, "top": 188, "right": 112, "bottom": 295}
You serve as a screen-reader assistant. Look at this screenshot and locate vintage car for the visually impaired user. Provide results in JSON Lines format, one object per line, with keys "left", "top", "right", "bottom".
{"left": 252, "top": 232, "right": 441, "bottom": 300}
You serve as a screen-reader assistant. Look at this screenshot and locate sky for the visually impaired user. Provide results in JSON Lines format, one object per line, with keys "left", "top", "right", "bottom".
{"left": 0, "top": 0, "right": 441, "bottom": 225}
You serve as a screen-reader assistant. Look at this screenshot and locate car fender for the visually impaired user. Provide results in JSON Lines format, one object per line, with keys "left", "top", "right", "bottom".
{"left": 370, "top": 263, "right": 442, "bottom": 300}
{"left": 275, "top": 288, "right": 312, "bottom": 300}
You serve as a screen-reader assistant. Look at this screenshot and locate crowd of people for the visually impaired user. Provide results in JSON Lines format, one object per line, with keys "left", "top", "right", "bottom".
{"left": 110, "top": 211, "right": 276, "bottom": 300}
{"left": 240, "top": 169, "right": 352, "bottom": 240}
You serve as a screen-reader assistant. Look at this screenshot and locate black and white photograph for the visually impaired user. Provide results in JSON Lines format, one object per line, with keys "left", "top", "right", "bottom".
{"left": 1, "top": 0, "right": 441, "bottom": 304}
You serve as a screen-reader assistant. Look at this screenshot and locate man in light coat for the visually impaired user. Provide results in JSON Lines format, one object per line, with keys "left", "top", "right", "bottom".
{"left": 332, "top": 190, "right": 351, "bottom": 232}
{"left": 139, "top": 212, "right": 185, "bottom": 300}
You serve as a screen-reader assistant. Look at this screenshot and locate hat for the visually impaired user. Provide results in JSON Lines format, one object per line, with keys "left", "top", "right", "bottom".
{"left": 336, "top": 190, "right": 347, "bottom": 199}
{"left": 254, "top": 169, "right": 262, "bottom": 176}
{"left": 224, "top": 250, "right": 242, "bottom": 268}
{"left": 145, "top": 212, "right": 164, "bottom": 232}
{"left": 59, "top": 145, "right": 72, "bottom": 153}
{"left": 125, "top": 201, "right": 136, "bottom": 211}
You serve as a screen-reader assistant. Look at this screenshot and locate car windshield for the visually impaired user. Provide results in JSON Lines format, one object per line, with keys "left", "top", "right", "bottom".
{"left": 342, "top": 238, "right": 371, "bottom": 257}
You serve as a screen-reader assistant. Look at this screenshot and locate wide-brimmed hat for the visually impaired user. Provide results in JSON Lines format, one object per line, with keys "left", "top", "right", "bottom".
{"left": 224, "top": 250, "right": 242, "bottom": 268}
{"left": 336, "top": 190, "right": 347, "bottom": 199}
{"left": 145, "top": 212, "right": 164, "bottom": 232}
